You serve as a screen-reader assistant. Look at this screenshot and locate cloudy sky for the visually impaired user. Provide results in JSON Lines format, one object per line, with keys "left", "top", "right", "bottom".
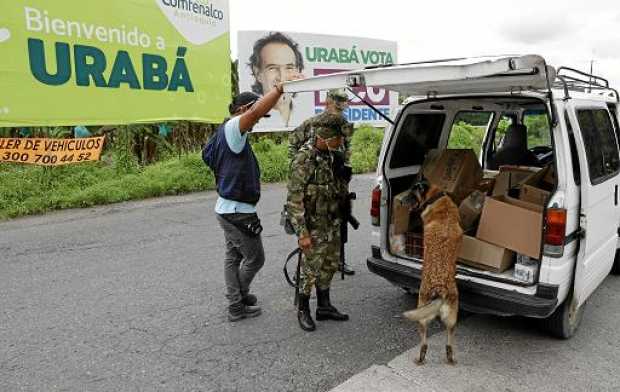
{"left": 229, "top": 0, "right": 620, "bottom": 88}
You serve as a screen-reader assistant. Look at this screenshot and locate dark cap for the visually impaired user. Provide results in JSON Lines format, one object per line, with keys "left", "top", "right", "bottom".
{"left": 229, "top": 91, "right": 271, "bottom": 116}
{"left": 229, "top": 91, "right": 259, "bottom": 114}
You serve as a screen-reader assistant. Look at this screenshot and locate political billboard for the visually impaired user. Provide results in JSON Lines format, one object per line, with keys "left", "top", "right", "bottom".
{"left": 0, "top": 0, "right": 231, "bottom": 127}
{"left": 238, "top": 31, "right": 398, "bottom": 131}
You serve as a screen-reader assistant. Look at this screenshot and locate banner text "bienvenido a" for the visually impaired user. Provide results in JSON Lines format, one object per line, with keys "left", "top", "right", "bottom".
{"left": 23, "top": 7, "right": 195, "bottom": 92}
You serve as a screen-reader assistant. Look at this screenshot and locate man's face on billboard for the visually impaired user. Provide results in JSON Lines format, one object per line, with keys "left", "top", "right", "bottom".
{"left": 255, "top": 42, "right": 298, "bottom": 93}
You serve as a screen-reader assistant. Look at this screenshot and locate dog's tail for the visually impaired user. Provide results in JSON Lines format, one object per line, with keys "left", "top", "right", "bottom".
{"left": 403, "top": 299, "right": 443, "bottom": 322}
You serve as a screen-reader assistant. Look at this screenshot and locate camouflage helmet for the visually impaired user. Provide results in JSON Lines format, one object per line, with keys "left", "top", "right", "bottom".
{"left": 327, "top": 88, "right": 349, "bottom": 101}
{"left": 327, "top": 88, "right": 349, "bottom": 112}
{"left": 314, "top": 124, "right": 341, "bottom": 139}
{"left": 313, "top": 110, "right": 350, "bottom": 139}
{"left": 327, "top": 88, "right": 349, "bottom": 102}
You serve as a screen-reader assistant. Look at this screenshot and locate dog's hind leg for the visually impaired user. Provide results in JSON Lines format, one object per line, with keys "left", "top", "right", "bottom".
{"left": 446, "top": 327, "right": 456, "bottom": 365}
{"left": 414, "top": 321, "right": 429, "bottom": 365}
{"left": 441, "top": 302, "right": 458, "bottom": 365}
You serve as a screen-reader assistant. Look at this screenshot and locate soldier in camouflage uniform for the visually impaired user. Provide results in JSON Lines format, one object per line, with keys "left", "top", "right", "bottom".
{"left": 286, "top": 96, "right": 355, "bottom": 332}
{"left": 288, "top": 89, "right": 354, "bottom": 163}
{"left": 287, "top": 89, "right": 356, "bottom": 277}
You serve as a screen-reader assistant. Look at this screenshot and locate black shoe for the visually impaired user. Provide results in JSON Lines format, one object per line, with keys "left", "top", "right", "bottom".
{"left": 338, "top": 263, "right": 355, "bottom": 276}
{"left": 228, "top": 303, "right": 262, "bottom": 322}
{"left": 316, "top": 287, "right": 349, "bottom": 321}
{"left": 242, "top": 293, "right": 257, "bottom": 306}
{"left": 297, "top": 294, "right": 316, "bottom": 332}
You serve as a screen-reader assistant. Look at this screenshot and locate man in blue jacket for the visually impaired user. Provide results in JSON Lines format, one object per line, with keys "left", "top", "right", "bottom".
{"left": 210, "top": 81, "right": 294, "bottom": 322}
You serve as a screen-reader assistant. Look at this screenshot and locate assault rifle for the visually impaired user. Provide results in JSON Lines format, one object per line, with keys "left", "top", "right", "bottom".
{"left": 340, "top": 191, "right": 360, "bottom": 280}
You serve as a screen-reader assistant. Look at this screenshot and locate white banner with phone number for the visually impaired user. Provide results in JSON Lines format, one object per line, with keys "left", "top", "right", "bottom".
{"left": 0, "top": 136, "right": 105, "bottom": 166}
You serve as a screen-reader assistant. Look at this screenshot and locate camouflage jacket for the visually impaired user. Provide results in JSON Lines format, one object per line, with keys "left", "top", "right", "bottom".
{"left": 288, "top": 111, "right": 353, "bottom": 164}
{"left": 286, "top": 144, "right": 349, "bottom": 238}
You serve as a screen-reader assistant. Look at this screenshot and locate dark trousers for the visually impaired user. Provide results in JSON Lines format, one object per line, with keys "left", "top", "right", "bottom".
{"left": 216, "top": 213, "right": 265, "bottom": 306}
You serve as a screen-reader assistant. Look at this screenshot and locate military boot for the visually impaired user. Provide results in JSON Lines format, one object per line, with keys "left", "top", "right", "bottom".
{"left": 297, "top": 294, "right": 316, "bottom": 332}
{"left": 316, "top": 287, "right": 349, "bottom": 321}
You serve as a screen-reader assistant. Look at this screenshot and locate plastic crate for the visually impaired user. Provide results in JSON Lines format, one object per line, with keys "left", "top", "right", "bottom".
{"left": 405, "top": 232, "right": 424, "bottom": 258}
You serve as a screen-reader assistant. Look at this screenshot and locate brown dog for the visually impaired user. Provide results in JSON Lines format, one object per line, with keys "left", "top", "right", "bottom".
{"left": 403, "top": 179, "right": 462, "bottom": 365}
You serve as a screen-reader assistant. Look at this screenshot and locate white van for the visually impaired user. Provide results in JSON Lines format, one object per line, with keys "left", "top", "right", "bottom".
{"left": 284, "top": 55, "right": 620, "bottom": 338}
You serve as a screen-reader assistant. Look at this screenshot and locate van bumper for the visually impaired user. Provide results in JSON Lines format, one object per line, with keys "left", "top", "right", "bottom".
{"left": 367, "top": 256, "right": 558, "bottom": 318}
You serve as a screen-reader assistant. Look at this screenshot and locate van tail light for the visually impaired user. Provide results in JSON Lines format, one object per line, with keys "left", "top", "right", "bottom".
{"left": 370, "top": 185, "right": 381, "bottom": 226}
{"left": 544, "top": 208, "right": 566, "bottom": 256}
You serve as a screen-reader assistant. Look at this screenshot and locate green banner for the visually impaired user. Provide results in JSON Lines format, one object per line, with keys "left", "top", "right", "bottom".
{"left": 0, "top": 0, "right": 231, "bottom": 126}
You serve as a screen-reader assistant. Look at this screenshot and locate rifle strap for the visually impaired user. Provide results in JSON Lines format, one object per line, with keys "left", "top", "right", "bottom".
{"left": 283, "top": 248, "right": 302, "bottom": 288}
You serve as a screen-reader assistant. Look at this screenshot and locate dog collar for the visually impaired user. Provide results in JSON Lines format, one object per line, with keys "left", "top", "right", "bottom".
{"left": 420, "top": 191, "right": 447, "bottom": 211}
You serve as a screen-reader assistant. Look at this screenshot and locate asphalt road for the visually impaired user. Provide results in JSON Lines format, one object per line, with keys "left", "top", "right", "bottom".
{"left": 331, "top": 277, "right": 620, "bottom": 392}
{"left": 2, "top": 175, "right": 619, "bottom": 392}
{"left": 1, "top": 174, "right": 433, "bottom": 392}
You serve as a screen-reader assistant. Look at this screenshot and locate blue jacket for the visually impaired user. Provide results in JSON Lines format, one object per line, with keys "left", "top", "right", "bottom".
{"left": 204, "top": 121, "right": 261, "bottom": 205}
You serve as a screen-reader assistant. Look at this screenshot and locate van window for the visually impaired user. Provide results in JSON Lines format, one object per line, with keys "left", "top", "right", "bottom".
{"left": 524, "top": 111, "right": 551, "bottom": 149}
{"left": 389, "top": 113, "right": 445, "bottom": 169}
{"left": 608, "top": 104, "right": 620, "bottom": 143}
{"left": 576, "top": 109, "right": 620, "bottom": 184}
{"left": 448, "top": 111, "right": 494, "bottom": 157}
{"left": 565, "top": 110, "right": 581, "bottom": 186}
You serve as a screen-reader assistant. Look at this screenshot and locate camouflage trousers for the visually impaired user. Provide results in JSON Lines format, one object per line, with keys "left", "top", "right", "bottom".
{"left": 301, "top": 227, "right": 341, "bottom": 295}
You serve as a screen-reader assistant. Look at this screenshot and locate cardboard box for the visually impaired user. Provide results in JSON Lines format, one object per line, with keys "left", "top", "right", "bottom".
{"left": 520, "top": 184, "right": 551, "bottom": 206}
{"left": 492, "top": 166, "right": 538, "bottom": 197}
{"left": 476, "top": 195, "right": 544, "bottom": 259}
{"left": 392, "top": 191, "right": 414, "bottom": 234}
{"left": 543, "top": 165, "right": 555, "bottom": 187}
{"left": 458, "top": 235, "right": 515, "bottom": 273}
{"left": 421, "top": 149, "right": 441, "bottom": 178}
{"left": 424, "top": 149, "right": 483, "bottom": 204}
{"left": 459, "top": 190, "right": 485, "bottom": 232}
{"left": 522, "top": 164, "right": 555, "bottom": 191}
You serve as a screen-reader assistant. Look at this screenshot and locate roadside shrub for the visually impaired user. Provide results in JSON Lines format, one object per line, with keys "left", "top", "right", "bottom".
{"left": 350, "top": 126, "right": 384, "bottom": 173}
{"left": 448, "top": 122, "right": 486, "bottom": 156}
{"left": 0, "top": 126, "right": 385, "bottom": 220}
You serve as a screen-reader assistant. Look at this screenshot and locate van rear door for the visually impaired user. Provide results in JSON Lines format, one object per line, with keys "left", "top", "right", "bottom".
{"left": 568, "top": 103, "right": 620, "bottom": 306}
{"left": 283, "top": 55, "right": 554, "bottom": 97}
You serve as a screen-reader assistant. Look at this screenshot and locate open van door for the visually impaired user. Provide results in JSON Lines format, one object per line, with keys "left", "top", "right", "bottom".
{"left": 568, "top": 103, "right": 620, "bottom": 307}
{"left": 283, "top": 55, "right": 555, "bottom": 97}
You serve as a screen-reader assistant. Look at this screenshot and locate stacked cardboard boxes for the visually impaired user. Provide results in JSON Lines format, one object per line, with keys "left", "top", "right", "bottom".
{"left": 389, "top": 148, "right": 555, "bottom": 282}
{"left": 466, "top": 164, "right": 555, "bottom": 277}
{"left": 390, "top": 149, "right": 482, "bottom": 256}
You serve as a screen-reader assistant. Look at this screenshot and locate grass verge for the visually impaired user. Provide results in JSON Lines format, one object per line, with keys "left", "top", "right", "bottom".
{"left": 0, "top": 126, "right": 385, "bottom": 220}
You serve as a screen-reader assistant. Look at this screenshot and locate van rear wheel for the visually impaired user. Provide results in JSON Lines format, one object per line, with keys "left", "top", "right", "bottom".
{"left": 611, "top": 249, "right": 620, "bottom": 275}
{"left": 542, "top": 293, "right": 585, "bottom": 339}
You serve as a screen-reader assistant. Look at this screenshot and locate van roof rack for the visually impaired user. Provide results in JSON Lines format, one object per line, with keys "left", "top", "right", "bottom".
{"left": 553, "top": 67, "right": 619, "bottom": 102}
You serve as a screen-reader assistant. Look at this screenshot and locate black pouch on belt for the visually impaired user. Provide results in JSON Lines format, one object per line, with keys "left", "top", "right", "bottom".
{"left": 223, "top": 213, "right": 263, "bottom": 237}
